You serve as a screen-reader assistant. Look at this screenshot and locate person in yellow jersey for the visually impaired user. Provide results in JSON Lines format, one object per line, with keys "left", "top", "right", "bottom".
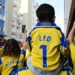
{"left": 67, "top": 22, "right": 75, "bottom": 75}
{"left": 0, "top": 38, "right": 6, "bottom": 57}
{"left": 18, "top": 3, "right": 72, "bottom": 75}
{"left": 0, "top": 38, "right": 26, "bottom": 75}
{"left": 0, "top": 47, "right": 3, "bottom": 57}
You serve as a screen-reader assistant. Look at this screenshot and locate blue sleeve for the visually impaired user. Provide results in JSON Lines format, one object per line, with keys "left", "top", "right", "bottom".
{"left": 26, "top": 36, "right": 32, "bottom": 42}
{"left": 60, "top": 33, "right": 68, "bottom": 48}
{"left": 21, "top": 50, "right": 26, "bottom": 55}
{"left": 26, "top": 36, "right": 32, "bottom": 51}
{"left": 0, "top": 58, "right": 2, "bottom": 64}
{"left": 18, "top": 67, "right": 27, "bottom": 72}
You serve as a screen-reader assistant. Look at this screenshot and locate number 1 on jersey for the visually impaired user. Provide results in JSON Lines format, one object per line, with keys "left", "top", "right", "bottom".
{"left": 40, "top": 45, "right": 47, "bottom": 67}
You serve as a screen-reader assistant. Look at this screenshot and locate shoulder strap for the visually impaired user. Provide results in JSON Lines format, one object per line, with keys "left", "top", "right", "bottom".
{"left": 59, "top": 47, "right": 73, "bottom": 71}
{"left": 0, "top": 58, "right": 2, "bottom": 65}
{"left": 26, "top": 36, "right": 32, "bottom": 51}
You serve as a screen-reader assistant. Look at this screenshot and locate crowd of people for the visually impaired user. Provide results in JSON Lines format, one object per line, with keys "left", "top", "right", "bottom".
{"left": 0, "top": 3, "right": 75, "bottom": 75}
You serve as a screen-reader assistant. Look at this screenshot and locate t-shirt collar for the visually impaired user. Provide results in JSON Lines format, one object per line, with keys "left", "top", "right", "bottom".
{"left": 36, "top": 22, "right": 57, "bottom": 27}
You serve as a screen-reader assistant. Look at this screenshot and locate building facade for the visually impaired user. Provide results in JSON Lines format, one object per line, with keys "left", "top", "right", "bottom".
{"left": 64, "top": 0, "right": 72, "bottom": 36}
{"left": 4, "top": 0, "right": 21, "bottom": 40}
{"left": 0, "top": 0, "right": 5, "bottom": 37}
{"left": 64, "top": 0, "right": 75, "bottom": 36}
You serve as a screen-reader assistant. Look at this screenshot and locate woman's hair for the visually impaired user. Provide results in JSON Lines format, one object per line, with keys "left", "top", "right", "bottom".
{"left": 36, "top": 3, "right": 55, "bottom": 22}
{"left": 0, "top": 38, "right": 6, "bottom": 46}
{"left": 2, "top": 38, "right": 21, "bottom": 57}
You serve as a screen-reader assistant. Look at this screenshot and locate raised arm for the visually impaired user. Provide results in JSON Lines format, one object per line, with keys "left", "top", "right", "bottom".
{"left": 67, "top": 22, "right": 75, "bottom": 44}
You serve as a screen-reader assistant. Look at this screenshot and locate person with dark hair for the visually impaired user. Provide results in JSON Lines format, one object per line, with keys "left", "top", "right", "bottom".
{"left": 18, "top": 4, "right": 71, "bottom": 75}
{"left": 0, "top": 38, "right": 6, "bottom": 57}
{"left": 0, "top": 38, "right": 26, "bottom": 75}
{"left": 36, "top": 4, "right": 55, "bottom": 22}
{"left": 67, "top": 22, "right": 75, "bottom": 75}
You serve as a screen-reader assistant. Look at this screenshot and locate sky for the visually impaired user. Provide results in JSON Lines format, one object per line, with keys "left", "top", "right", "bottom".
{"left": 19, "top": 0, "right": 28, "bottom": 14}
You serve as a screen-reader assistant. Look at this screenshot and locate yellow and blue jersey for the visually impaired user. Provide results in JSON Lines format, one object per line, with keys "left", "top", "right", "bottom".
{"left": 69, "top": 44, "right": 75, "bottom": 75}
{"left": 0, "top": 46, "right": 4, "bottom": 57}
{"left": 26, "top": 22, "right": 68, "bottom": 71}
{"left": 0, "top": 50, "right": 26, "bottom": 75}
